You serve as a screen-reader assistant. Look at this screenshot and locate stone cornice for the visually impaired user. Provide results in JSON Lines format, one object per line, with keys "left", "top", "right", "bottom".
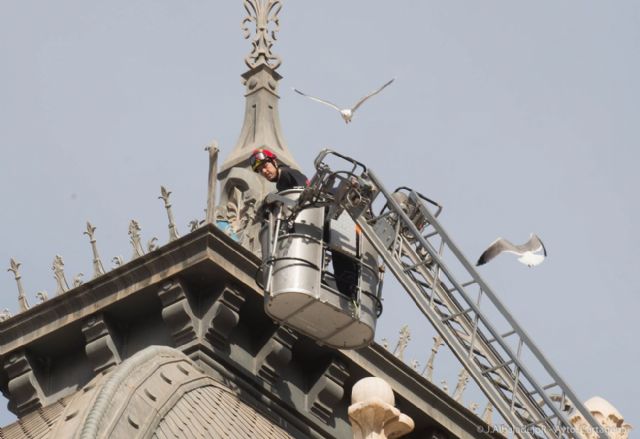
{"left": 0, "top": 225, "right": 261, "bottom": 356}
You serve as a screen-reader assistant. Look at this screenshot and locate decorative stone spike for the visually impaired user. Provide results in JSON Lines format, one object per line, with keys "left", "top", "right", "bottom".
{"left": 453, "top": 368, "right": 469, "bottom": 402}
{"left": 422, "top": 335, "right": 444, "bottom": 382}
{"left": 159, "top": 186, "right": 179, "bottom": 241}
{"left": 441, "top": 380, "right": 449, "bottom": 393}
{"left": 8, "top": 258, "right": 29, "bottom": 312}
{"left": 35, "top": 291, "right": 48, "bottom": 303}
{"left": 392, "top": 325, "right": 411, "bottom": 361}
{"left": 381, "top": 338, "right": 389, "bottom": 350}
{"left": 410, "top": 360, "right": 419, "bottom": 371}
{"left": 0, "top": 308, "right": 13, "bottom": 322}
{"left": 482, "top": 402, "right": 494, "bottom": 425}
{"left": 128, "top": 220, "right": 145, "bottom": 259}
{"left": 147, "top": 237, "right": 158, "bottom": 252}
{"left": 73, "top": 273, "right": 84, "bottom": 288}
{"left": 84, "top": 222, "right": 105, "bottom": 278}
{"left": 469, "top": 402, "right": 479, "bottom": 414}
{"left": 205, "top": 141, "right": 219, "bottom": 224}
{"left": 52, "top": 255, "right": 69, "bottom": 295}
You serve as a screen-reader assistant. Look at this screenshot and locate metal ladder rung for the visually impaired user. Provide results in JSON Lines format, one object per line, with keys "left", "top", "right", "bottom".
{"left": 455, "top": 331, "right": 488, "bottom": 358}
{"left": 423, "top": 230, "right": 439, "bottom": 239}
{"left": 461, "top": 280, "right": 477, "bottom": 288}
{"left": 529, "top": 382, "right": 558, "bottom": 396}
{"left": 523, "top": 413, "right": 559, "bottom": 429}
{"left": 489, "top": 377, "right": 512, "bottom": 392}
{"left": 442, "top": 308, "right": 473, "bottom": 322}
{"left": 403, "top": 259, "right": 434, "bottom": 273}
{"left": 486, "top": 329, "right": 517, "bottom": 344}
{"left": 481, "top": 359, "right": 515, "bottom": 375}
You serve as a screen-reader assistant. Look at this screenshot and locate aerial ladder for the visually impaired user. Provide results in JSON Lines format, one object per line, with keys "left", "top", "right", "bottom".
{"left": 259, "top": 149, "right": 610, "bottom": 439}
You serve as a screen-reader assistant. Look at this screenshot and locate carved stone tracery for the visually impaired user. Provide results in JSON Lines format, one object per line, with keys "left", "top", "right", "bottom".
{"left": 242, "top": 0, "right": 283, "bottom": 70}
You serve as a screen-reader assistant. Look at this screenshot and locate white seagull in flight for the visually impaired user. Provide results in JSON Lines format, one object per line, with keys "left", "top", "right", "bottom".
{"left": 476, "top": 234, "right": 547, "bottom": 267}
{"left": 293, "top": 78, "right": 395, "bottom": 124}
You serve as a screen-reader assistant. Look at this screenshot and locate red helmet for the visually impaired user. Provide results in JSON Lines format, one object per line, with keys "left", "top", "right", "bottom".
{"left": 250, "top": 148, "right": 277, "bottom": 172}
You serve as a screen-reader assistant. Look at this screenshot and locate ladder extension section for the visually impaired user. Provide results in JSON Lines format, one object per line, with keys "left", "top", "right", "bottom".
{"left": 294, "top": 150, "right": 609, "bottom": 439}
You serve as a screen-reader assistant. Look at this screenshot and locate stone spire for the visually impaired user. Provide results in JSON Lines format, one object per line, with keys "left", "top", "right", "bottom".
{"left": 216, "top": 0, "right": 299, "bottom": 253}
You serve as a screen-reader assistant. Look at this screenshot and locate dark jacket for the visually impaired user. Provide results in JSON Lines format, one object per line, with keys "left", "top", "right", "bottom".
{"left": 276, "top": 165, "right": 309, "bottom": 192}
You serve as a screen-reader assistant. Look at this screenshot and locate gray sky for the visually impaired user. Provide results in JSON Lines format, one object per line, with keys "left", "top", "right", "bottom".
{"left": 1, "top": 0, "right": 638, "bottom": 430}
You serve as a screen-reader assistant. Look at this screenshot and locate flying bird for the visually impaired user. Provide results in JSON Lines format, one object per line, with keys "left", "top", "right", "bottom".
{"left": 476, "top": 234, "right": 547, "bottom": 267}
{"left": 293, "top": 78, "right": 395, "bottom": 124}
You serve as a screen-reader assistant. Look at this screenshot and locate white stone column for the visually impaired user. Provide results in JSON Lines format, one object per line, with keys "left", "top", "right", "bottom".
{"left": 348, "top": 377, "right": 414, "bottom": 439}
{"left": 569, "top": 396, "right": 632, "bottom": 439}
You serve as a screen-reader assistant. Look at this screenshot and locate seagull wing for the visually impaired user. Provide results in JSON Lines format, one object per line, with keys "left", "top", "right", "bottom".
{"left": 514, "top": 234, "right": 547, "bottom": 255}
{"left": 350, "top": 78, "right": 395, "bottom": 113}
{"left": 293, "top": 88, "right": 342, "bottom": 112}
{"left": 476, "top": 237, "right": 518, "bottom": 266}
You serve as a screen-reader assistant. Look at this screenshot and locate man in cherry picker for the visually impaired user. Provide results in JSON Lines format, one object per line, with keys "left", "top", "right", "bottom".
{"left": 249, "top": 147, "right": 360, "bottom": 299}
{"left": 249, "top": 147, "right": 309, "bottom": 190}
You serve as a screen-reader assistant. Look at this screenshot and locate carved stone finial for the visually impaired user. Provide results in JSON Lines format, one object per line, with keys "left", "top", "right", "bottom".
{"left": 453, "top": 368, "right": 470, "bottom": 402}
{"left": 422, "top": 335, "right": 444, "bottom": 382}
{"left": 482, "top": 401, "right": 494, "bottom": 425}
{"left": 570, "top": 397, "right": 632, "bottom": 439}
{"left": 205, "top": 142, "right": 219, "bottom": 224}
{"left": 84, "top": 222, "right": 105, "bottom": 278}
{"left": 392, "top": 325, "right": 411, "bottom": 361}
{"left": 348, "top": 377, "right": 414, "bottom": 439}
{"left": 35, "top": 291, "right": 48, "bottom": 303}
{"left": 112, "top": 256, "right": 124, "bottom": 268}
{"left": 8, "top": 258, "right": 29, "bottom": 312}
{"left": 52, "top": 255, "right": 69, "bottom": 295}
{"left": 147, "top": 237, "right": 158, "bottom": 252}
{"left": 188, "top": 219, "right": 200, "bottom": 232}
{"left": 441, "top": 380, "right": 449, "bottom": 393}
{"left": 73, "top": 273, "right": 84, "bottom": 288}
{"left": 128, "top": 219, "right": 145, "bottom": 259}
{"left": 0, "top": 308, "right": 12, "bottom": 322}
{"left": 159, "top": 186, "right": 180, "bottom": 241}
{"left": 410, "top": 360, "right": 419, "bottom": 371}
{"left": 470, "top": 402, "right": 479, "bottom": 414}
{"left": 242, "top": 0, "right": 282, "bottom": 70}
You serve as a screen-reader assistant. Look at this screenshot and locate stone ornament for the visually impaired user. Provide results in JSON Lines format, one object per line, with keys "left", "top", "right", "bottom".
{"left": 128, "top": 220, "right": 145, "bottom": 259}
{"left": 52, "top": 255, "right": 69, "bottom": 295}
{"left": 0, "top": 308, "right": 13, "bottom": 322}
{"left": 453, "top": 368, "right": 469, "bottom": 402}
{"left": 569, "top": 396, "right": 632, "bottom": 439}
{"left": 8, "top": 258, "right": 29, "bottom": 312}
{"left": 205, "top": 142, "right": 219, "bottom": 224}
{"left": 159, "top": 186, "right": 179, "bottom": 242}
{"left": 242, "top": 0, "right": 282, "bottom": 70}
{"left": 423, "top": 335, "right": 444, "bottom": 382}
{"left": 348, "top": 377, "right": 414, "bottom": 439}
{"left": 84, "top": 221, "right": 105, "bottom": 278}
{"left": 392, "top": 325, "right": 410, "bottom": 361}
